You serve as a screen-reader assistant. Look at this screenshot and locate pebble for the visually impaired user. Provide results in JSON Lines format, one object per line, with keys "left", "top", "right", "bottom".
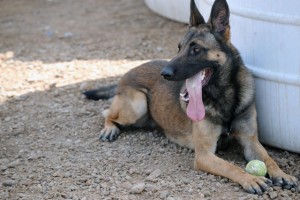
{"left": 156, "top": 46, "right": 163, "bottom": 52}
{"left": 1, "top": 165, "right": 8, "bottom": 171}
{"left": 62, "top": 32, "right": 74, "bottom": 39}
{"left": 4, "top": 117, "right": 11, "bottom": 122}
{"left": 102, "top": 188, "right": 110, "bottom": 196}
{"left": 215, "top": 182, "right": 222, "bottom": 187}
{"left": 166, "top": 197, "right": 176, "bottom": 200}
{"left": 139, "top": 134, "right": 147, "bottom": 141}
{"left": 203, "top": 190, "right": 211, "bottom": 197}
{"left": 146, "top": 169, "right": 162, "bottom": 182}
{"left": 187, "top": 188, "right": 193, "bottom": 194}
{"left": 15, "top": 95, "right": 29, "bottom": 101}
{"left": 159, "top": 190, "right": 169, "bottom": 199}
{"left": 79, "top": 82, "right": 93, "bottom": 91}
{"left": 233, "top": 186, "right": 240, "bottom": 192}
{"left": 269, "top": 191, "right": 278, "bottom": 199}
{"left": 2, "top": 180, "right": 16, "bottom": 187}
{"left": 64, "top": 171, "right": 72, "bottom": 178}
{"left": 7, "top": 159, "right": 20, "bottom": 168}
{"left": 130, "top": 182, "right": 145, "bottom": 194}
{"left": 145, "top": 184, "right": 158, "bottom": 192}
{"left": 52, "top": 170, "right": 63, "bottom": 177}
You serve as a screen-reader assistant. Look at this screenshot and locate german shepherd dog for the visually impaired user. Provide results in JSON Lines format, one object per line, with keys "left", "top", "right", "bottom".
{"left": 84, "top": 0, "right": 298, "bottom": 194}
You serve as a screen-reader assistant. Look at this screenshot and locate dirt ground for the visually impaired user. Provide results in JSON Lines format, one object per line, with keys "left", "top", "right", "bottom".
{"left": 0, "top": 0, "right": 299, "bottom": 199}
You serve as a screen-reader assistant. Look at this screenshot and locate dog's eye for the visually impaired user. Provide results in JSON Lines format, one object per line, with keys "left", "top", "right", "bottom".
{"left": 191, "top": 47, "right": 200, "bottom": 55}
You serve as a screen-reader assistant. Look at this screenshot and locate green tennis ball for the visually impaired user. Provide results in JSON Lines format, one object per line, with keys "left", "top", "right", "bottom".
{"left": 245, "top": 160, "right": 267, "bottom": 176}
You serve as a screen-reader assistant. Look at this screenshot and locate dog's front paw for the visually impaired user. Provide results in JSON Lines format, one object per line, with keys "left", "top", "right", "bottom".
{"left": 99, "top": 125, "right": 120, "bottom": 142}
{"left": 268, "top": 170, "right": 298, "bottom": 189}
{"left": 241, "top": 175, "right": 272, "bottom": 195}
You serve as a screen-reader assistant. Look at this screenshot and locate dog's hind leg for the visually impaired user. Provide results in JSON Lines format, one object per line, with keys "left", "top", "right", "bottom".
{"left": 99, "top": 86, "right": 148, "bottom": 142}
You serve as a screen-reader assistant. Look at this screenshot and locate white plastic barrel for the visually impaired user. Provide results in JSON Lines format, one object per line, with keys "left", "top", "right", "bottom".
{"left": 145, "top": 0, "right": 300, "bottom": 153}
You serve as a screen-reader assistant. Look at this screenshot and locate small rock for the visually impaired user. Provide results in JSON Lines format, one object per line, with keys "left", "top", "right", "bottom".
{"left": 196, "top": 182, "right": 203, "bottom": 189}
{"left": 15, "top": 95, "right": 29, "bottom": 101}
{"left": 1, "top": 165, "right": 8, "bottom": 171}
{"left": 62, "top": 32, "right": 73, "bottom": 39}
{"left": 273, "top": 186, "right": 281, "bottom": 191}
{"left": 237, "top": 192, "right": 245, "bottom": 197}
{"left": 45, "top": 30, "right": 54, "bottom": 37}
{"left": 139, "top": 134, "right": 147, "bottom": 141}
{"left": 7, "top": 159, "right": 20, "bottom": 168}
{"left": 220, "top": 178, "right": 229, "bottom": 183}
{"left": 203, "top": 190, "right": 211, "bottom": 197}
{"left": 215, "top": 182, "right": 222, "bottom": 187}
{"left": 82, "top": 122, "right": 89, "bottom": 129}
{"left": 85, "top": 179, "right": 93, "bottom": 186}
{"left": 2, "top": 180, "right": 16, "bottom": 187}
{"left": 120, "top": 181, "right": 131, "bottom": 189}
{"left": 126, "top": 51, "right": 135, "bottom": 58}
{"left": 198, "top": 193, "right": 205, "bottom": 198}
{"left": 0, "top": 51, "right": 14, "bottom": 60}
{"left": 146, "top": 169, "right": 161, "bottom": 181}
{"left": 68, "top": 185, "right": 77, "bottom": 191}
{"left": 64, "top": 171, "right": 72, "bottom": 178}
{"left": 60, "top": 193, "right": 67, "bottom": 198}
{"left": 159, "top": 148, "right": 165, "bottom": 154}
{"left": 4, "top": 117, "right": 11, "bottom": 122}
{"left": 166, "top": 197, "right": 176, "bottom": 200}
{"left": 52, "top": 170, "right": 63, "bottom": 177}
{"left": 291, "top": 187, "right": 296, "bottom": 193}
{"left": 159, "top": 190, "right": 169, "bottom": 199}
{"left": 233, "top": 186, "right": 240, "bottom": 192}
{"left": 110, "top": 186, "right": 117, "bottom": 193}
{"left": 129, "top": 168, "right": 138, "bottom": 175}
{"left": 80, "top": 82, "right": 93, "bottom": 91}
{"left": 268, "top": 191, "right": 278, "bottom": 199}
{"left": 156, "top": 46, "right": 163, "bottom": 52}
{"left": 130, "top": 182, "right": 145, "bottom": 194}
{"left": 102, "top": 188, "right": 110, "bottom": 196}
{"left": 28, "top": 152, "right": 41, "bottom": 160}
{"left": 145, "top": 168, "right": 153, "bottom": 175}
{"left": 145, "top": 184, "right": 158, "bottom": 192}
{"left": 187, "top": 188, "right": 193, "bottom": 194}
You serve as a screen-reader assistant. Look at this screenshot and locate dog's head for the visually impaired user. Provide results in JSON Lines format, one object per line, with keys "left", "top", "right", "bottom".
{"left": 161, "top": 0, "right": 234, "bottom": 121}
{"left": 161, "top": 0, "right": 231, "bottom": 81}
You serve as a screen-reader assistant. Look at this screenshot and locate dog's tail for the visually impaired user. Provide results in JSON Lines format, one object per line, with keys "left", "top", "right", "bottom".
{"left": 83, "top": 84, "right": 117, "bottom": 100}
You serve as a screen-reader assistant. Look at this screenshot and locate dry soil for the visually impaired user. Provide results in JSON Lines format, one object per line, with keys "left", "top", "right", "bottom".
{"left": 0, "top": 0, "right": 299, "bottom": 199}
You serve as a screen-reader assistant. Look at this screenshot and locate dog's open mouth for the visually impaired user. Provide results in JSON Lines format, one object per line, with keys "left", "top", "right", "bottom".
{"left": 180, "top": 68, "right": 212, "bottom": 121}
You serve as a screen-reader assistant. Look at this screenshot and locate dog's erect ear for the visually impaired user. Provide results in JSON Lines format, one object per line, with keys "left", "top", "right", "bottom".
{"left": 190, "top": 0, "right": 205, "bottom": 27}
{"left": 209, "top": 0, "right": 230, "bottom": 41}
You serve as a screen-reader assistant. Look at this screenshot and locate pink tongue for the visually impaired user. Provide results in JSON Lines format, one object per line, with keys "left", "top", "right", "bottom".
{"left": 186, "top": 72, "right": 205, "bottom": 121}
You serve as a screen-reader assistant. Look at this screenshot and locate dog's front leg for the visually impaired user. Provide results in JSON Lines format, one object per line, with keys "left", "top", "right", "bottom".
{"left": 232, "top": 106, "right": 298, "bottom": 189}
{"left": 193, "top": 120, "right": 271, "bottom": 194}
{"left": 237, "top": 135, "right": 298, "bottom": 189}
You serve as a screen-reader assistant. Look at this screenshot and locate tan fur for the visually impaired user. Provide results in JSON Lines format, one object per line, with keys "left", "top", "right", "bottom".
{"left": 207, "top": 50, "right": 227, "bottom": 65}
{"left": 106, "top": 87, "right": 147, "bottom": 126}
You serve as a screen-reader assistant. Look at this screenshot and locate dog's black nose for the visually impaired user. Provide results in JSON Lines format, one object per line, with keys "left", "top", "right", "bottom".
{"left": 161, "top": 67, "right": 175, "bottom": 79}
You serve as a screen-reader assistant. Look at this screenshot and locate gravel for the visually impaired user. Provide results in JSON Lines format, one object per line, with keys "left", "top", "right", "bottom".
{"left": 130, "top": 182, "right": 146, "bottom": 194}
{"left": 0, "top": 0, "right": 299, "bottom": 199}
